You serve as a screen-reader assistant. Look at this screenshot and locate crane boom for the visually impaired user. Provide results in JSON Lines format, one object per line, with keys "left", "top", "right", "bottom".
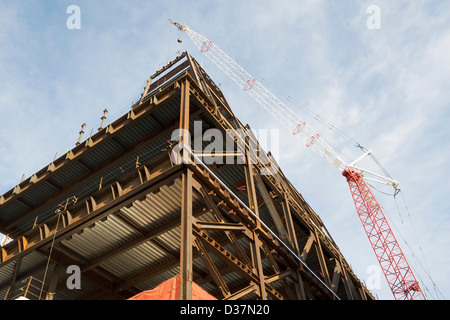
{"left": 170, "top": 20, "right": 347, "bottom": 172}
{"left": 170, "top": 20, "right": 426, "bottom": 300}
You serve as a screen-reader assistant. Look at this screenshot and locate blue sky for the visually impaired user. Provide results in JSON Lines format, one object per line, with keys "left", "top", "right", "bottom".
{"left": 0, "top": 0, "right": 449, "bottom": 300}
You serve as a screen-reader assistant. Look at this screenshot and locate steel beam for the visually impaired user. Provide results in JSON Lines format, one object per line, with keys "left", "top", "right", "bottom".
{"left": 4, "top": 106, "right": 201, "bottom": 236}
{"left": 251, "top": 231, "right": 267, "bottom": 300}
{"left": 243, "top": 148, "right": 269, "bottom": 299}
{"left": 253, "top": 173, "right": 288, "bottom": 241}
{"left": 2, "top": 257, "right": 22, "bottom": 300}
{"left": 115, "top": 228, "right": 240, "bottom": 292}
{"left": 300, "top": 233, "right": 315, "bottom": 262}
{"left": 44, "top": 259, "right": 62, "bottom": 300}
{"left": 194, "top": 220, "right": 246, "bottom": 231}
{"left": 194, "top": 238, "right": 231, "bottom": 298}
{"left": 193, "top": 226, "right": 284, "bottom": 300}
{"left": 197, "top": 186, "right": 253, "bottom": 267}
{"left": 313, "top": 229, "right": 332, "bottom": 291}
{"left": 282, "top": 197, "right": 300, "bottom": 255}
{"left": 0, "top": 163, "right": 183, "bottom": 266}
{"left": 180, "top": 169, "right": 193, "bottom": 300}
{"left": 179, "top": 76, "right": 193, "bottom": 300}
{"left": 180, "top": 74, "right": 373, "bottom": 299}
{"left": 179, "top": 79, "right": 191, "bottom": 162}
{"left": 338, "top": 257, "right": 355, "bottom": 300}
{"left": 187, "top": 160, "right": 339, "bottom": 299}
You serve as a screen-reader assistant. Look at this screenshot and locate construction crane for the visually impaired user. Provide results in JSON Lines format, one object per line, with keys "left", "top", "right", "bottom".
{"left": 170, "top": 20, "right": 426, "bottom": 301}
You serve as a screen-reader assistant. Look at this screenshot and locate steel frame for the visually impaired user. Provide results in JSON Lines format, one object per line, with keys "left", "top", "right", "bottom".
{"left": 0, "top": 53, "right": 373, "bottom": 300}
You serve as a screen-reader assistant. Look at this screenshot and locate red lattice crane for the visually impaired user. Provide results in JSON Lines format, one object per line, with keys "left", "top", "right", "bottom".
{"left": 170, "top": 20, "right": 425, "bottom": 300}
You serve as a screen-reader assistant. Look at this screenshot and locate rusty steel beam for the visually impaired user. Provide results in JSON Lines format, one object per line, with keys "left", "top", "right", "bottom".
{"left": 180, "top": 169, "right": 194, "bottom": 300}
{"left": 193, "top": 226, "right": 284, "bottom": 300}
{"left": 139, "top": 77, "right": 152, "bottom": 105}
{"left": 242, "top": 148, "right": 269, "bottom": 300}
{"left": 4, "top": 105, "right": 202, "bottom": 236}
{"left": 0, "top": 53, "right": 192, "bottom": 211}
{"left": 184, "top": 77, "right": 362, "bottom": 289}
{"left": 113, "top": 228, "right": 244, "bottom": 295}
{"left": 224, "top": 271, "right": 294, "bottom": 300}
{"left": 178, "top": 79, "right": 191, "bottom": 162}
{"left": 224, "top": 282, "right": 258, "bottom": 300}
{"left": 281, "top": 198, "right": 300, "bottom": 255}
{"left": 2, "top": 257, "right": 22, "bottom": 300}
{"left": 185, "top": 158, "right": 340, "bottom": 300}
{"left": 253, "top": 173, "right": 289, "bottom": 241}
{"left": 313, "top": 229, "right": 332, "bottom": 291}
{"left": 338, "top": 257, "right": 355, "bottom": 300}
{"left": 300, "top": 233, "right": 315, "bottom": 262}
{"left": 194, "top": 238, "right": 231, "bottom": 298}
{"left": 243, "top": 149, "right": 259, "bottom": 219}
{"left": 179, "top": 78, "right": 193, "bottom": 300}
{"left": 1, "top": 84, "right": 179, "bottom": 221}
{"left": 330, "top": 258, "right": 342, "bottom": 295}
{"left": 0, "top": 162, "right": 183, "bottom": 266}
{"left": 251, "top": 231, "right": 267, "bottom": 300}
{"left": 194, "top": 220, "right": 246, "bottom": 232}
{"left": 197, "top": 186, "right": 253, "bottom": 268}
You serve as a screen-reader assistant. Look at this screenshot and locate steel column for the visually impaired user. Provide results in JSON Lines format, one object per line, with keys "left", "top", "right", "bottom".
{"left": 313, "top": 229, "right": 332, "bottom": 291}
{"left": 179, "top": 79, "right": 191, "bottom": 162}
{"left": 281, "top": 196, "right": 300, "bottom": 255}
{"left": 243, "top": 148, "right": 268, "bottom": 299}
{"left": 180, "top": 169, "right": 193, "bottom": 300}
{"left": 254, "top": 173, "right": 288, "bottom": 241}
{"left": 194, "top": 238, "right": 231, "bottom": 298}
{"left": 179, "top": 76, "right": 193, "bottom": 300}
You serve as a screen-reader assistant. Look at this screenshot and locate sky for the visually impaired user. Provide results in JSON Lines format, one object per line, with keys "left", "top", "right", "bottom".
{"left": 0, "top": 0, "right": 449, "bottom": 300}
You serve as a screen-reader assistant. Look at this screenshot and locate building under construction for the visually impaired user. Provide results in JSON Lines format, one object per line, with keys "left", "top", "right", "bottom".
{"left": 0, "top": 52, "right": 374, "bottom": 300}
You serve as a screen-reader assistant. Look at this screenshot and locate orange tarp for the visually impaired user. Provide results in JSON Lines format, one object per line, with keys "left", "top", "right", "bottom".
{"left": 128, "top": 275, "right": 217, "bottom": 300}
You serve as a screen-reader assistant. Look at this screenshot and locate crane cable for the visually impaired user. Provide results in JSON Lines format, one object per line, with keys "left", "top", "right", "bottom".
{"left": 38, "top": 208, "right": 63, "bottom": 300}
{"left": 255, "top": 76, "right": 366, "bottom": 151}
{"left": 394, "top": 190, "right": 445, "bottom": 299}
{"left": 218, "top": 63, "right": 447, "bottom": 299}
{"left": 204, "top": 58, "right": 442, "bottom": 299}
{"left": 170, "top": 22, "right": 440, "bottom": 299}
{"left": 260, "top": 63, "right": 436, "bottom": 294}
{"left": 369, "top": 185, "right": 445, "bottom": 300}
